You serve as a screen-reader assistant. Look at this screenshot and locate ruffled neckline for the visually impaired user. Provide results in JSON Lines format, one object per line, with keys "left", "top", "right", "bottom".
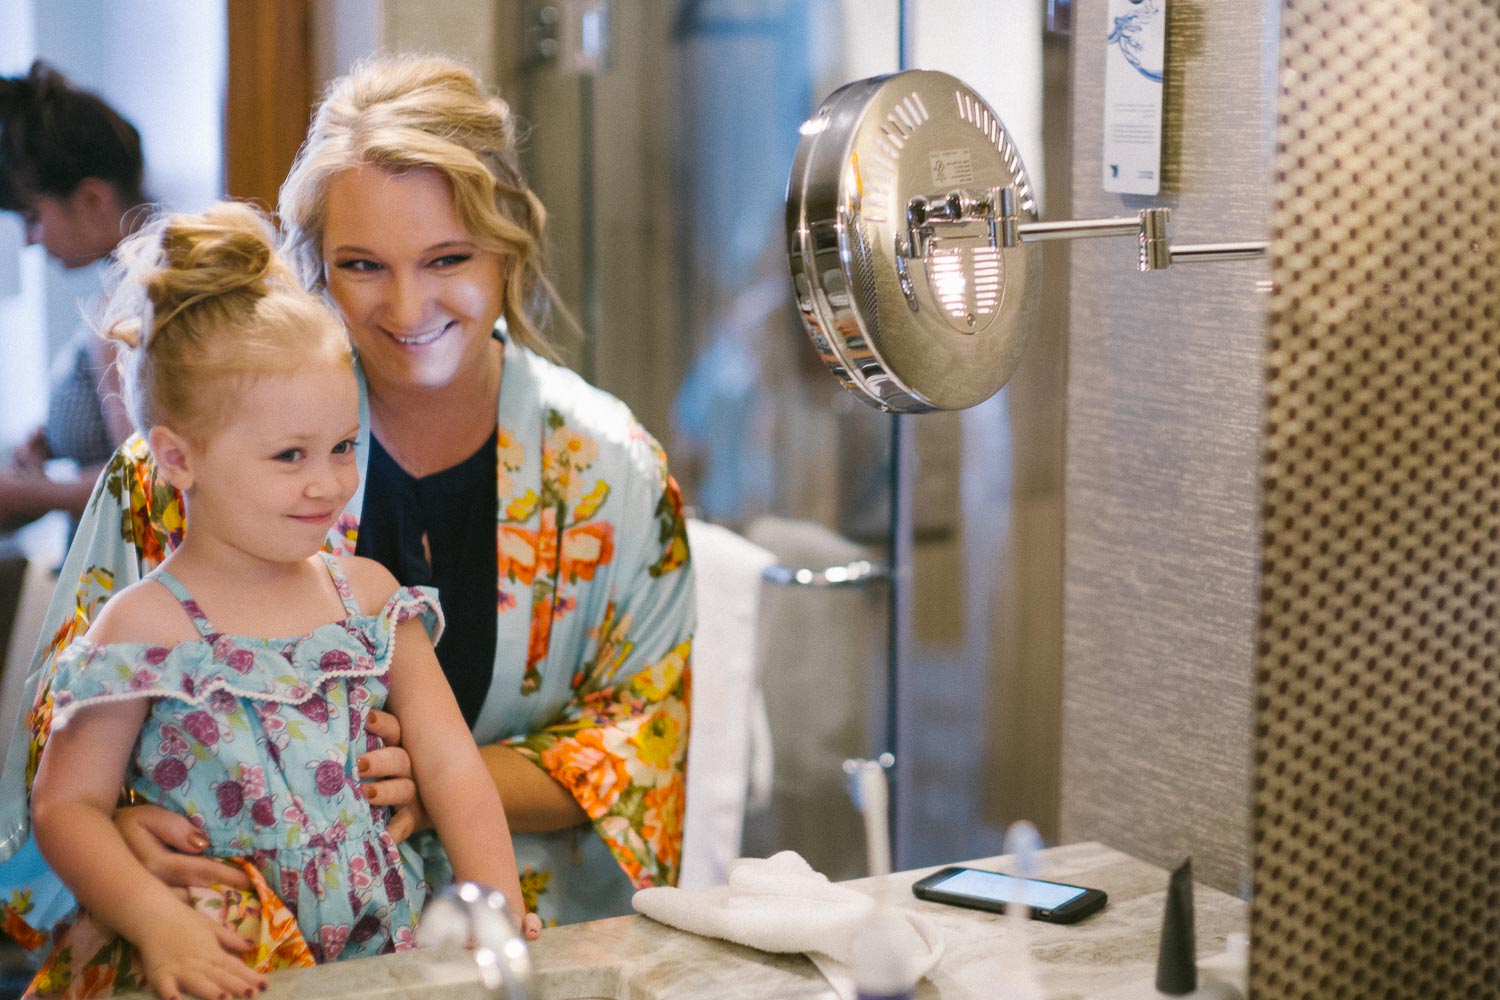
{"left": 50, "top": 586, "right": 442, "bottom": 727}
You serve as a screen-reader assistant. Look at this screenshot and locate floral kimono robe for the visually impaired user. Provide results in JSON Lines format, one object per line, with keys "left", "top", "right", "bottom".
{"left": 0, "top": 338, "right": 694, "bottom": 942}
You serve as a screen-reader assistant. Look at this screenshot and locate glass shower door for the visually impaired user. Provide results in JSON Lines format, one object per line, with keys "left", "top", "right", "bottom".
{"left": 520, "top": 0, "right": 901, "bottom": 882}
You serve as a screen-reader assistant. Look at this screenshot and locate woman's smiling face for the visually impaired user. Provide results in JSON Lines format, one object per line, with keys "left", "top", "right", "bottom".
{"left": 322, "top": 166, "right": 506, "bottom": 397}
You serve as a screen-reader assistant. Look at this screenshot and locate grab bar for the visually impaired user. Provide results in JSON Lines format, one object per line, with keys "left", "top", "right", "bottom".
{"left": 761, "top": 559, "right": 890, "bottom": 588}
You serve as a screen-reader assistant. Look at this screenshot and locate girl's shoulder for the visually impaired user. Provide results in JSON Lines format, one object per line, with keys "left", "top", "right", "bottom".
{"left": 328, "top": 554, "right": 444, "bottom": 646}
{"left": 86, "top": 576, "right": 197, "bottom": 648}
{"left": 330, "top": 554, "right": 402, "bottom": 616}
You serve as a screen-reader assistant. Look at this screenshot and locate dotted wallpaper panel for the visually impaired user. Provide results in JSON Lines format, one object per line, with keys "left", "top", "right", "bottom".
{"left": 1254, "top": 2, "right": 1499, "bottom": 998}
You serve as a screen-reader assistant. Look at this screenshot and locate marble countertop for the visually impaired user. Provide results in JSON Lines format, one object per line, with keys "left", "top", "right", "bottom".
{"left": 118, "top": 842, "right": 1248, "bottom": 1000}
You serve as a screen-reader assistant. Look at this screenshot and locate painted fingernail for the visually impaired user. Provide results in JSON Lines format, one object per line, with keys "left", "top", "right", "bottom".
{"left": 357, "top": 757, "right": 370, "bottom": 774}
{"left": 191, "top": 834, "right": 209, "bottom": 850}
{"left": 364, "top": 785, "right": 377, "bottom": 800}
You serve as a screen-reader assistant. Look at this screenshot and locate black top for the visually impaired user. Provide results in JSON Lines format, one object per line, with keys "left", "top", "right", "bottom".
{"left": 355, "top": 431, "right": 498, "bottom": 727}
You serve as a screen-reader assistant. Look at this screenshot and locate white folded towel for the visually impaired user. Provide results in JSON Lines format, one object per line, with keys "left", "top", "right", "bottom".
{"left": 680, "top": 518, "right": 776, "bottom": 889}
{"left": 633, "top": 851, "right": 944, "bottom": 998}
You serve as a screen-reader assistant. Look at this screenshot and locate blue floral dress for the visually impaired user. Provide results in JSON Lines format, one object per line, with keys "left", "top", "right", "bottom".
{"left": 46, "top": 554, "right": 439, "bottom": 963}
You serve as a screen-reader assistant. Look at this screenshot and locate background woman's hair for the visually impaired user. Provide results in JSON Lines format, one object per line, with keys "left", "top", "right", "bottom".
{"left": 100, "top": 201, "right": 351, "bottom": 439}
{"left": 279, "top": 53, "right": 564, "bottom": 361}
{"left": 0, "top": 60, "right": 145, "bottom": 211}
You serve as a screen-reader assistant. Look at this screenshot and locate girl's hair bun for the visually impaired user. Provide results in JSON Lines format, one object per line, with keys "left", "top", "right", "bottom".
{"left": 138, "top": 201, "right": 289, "bottom": 337}
{"left": 99, "top": 200, "right": 350, "bottom": 438}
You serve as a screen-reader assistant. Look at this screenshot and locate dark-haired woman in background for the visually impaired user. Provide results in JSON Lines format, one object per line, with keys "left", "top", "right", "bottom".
{"left": 0, "top": 61, "right": 138, "bottom": 533}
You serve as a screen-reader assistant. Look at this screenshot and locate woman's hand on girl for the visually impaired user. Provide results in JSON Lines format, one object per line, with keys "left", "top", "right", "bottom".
{"left": 113, "top": 803, "right": 252, "bottom": 891}
{"left": 361, "top": 708, "right": 429, "bottom": 843}
{"left": 137, "top": 905, "right": 266, "bottom": 1000}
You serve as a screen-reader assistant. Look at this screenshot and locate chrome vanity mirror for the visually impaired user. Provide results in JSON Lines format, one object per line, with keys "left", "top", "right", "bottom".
{"left": 786, "top": 70, "right": 1042, "bottom": 413}
{"left": 786, "top": 70, "right": 1266, "bottom": 412}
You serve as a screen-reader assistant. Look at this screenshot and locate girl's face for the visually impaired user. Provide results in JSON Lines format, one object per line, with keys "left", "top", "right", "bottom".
{"left": 167, "top": 359, "right": 361, "bottom": 566}
{"left": 321, "top": 166, "right": 506, "bottom": 399}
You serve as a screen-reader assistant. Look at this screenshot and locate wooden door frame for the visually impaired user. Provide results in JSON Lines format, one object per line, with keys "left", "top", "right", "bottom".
{"left": 225, "top": 0, "right": 313, "bottom": 213}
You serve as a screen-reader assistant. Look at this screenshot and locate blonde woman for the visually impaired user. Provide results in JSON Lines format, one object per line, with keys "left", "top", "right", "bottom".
{"left": 0, "top": 54, "right": 694, "bottom": 944}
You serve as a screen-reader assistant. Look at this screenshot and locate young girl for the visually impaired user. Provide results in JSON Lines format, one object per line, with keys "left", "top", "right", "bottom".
{"left": 25, "top": 202, "right": 541, "bottom": 1000}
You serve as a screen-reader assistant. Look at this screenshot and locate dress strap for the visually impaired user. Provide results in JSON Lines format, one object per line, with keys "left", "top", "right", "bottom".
{"left": 319, "top": 551, "right": 364, "bottom": 618}
{"left": 146, "top": 568, "right": 221, "bottom": 640}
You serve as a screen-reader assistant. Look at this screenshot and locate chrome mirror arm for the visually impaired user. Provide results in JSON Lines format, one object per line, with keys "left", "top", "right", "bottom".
{"left": 905, "top": 185, "right": 1267, "bottom": 272}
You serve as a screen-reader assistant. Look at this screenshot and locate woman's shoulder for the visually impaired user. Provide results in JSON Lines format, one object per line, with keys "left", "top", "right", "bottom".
{"left": 512, "top": 341, "right": 634, "bottom": 420}
{"left": 95, "top": 433, "right": 182, "bottom": 527}
{"left": 102, "top": 432, "right": 156, "bottom": 473}
{"left": 509, "top": 341, "right": 670, "bottom": 480}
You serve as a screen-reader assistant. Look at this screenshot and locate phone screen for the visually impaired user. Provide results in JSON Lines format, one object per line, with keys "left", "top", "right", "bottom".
{"left": 928, "top": 869, "right": 1087, "bottom": 910}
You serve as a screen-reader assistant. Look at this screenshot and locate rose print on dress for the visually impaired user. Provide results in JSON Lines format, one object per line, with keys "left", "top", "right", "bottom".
{"left": 152, "top": 758, "right": 189, "bottom": 792}
{"left": 183, "top": 710, "right": 223, "bottom": 748}
{"left": 539, "top": 730, "right": 631, "bottom": 819}
{"left": 297, "top": 694, "right": 332, "bottom": 727}
{"left": 313, "top": 760, "right": 347, "bottom": 797}
{"left": 250, "top": 796, "right": 276, "bottom": 827}
{"left": 328, "top": 513, "right": 360, "bottom": 557}
{"left": 215, "top": 779, "right": 245, "bottom": 818}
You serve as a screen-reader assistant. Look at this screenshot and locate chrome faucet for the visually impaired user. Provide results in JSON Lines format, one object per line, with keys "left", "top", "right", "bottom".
{"left": 418, "top": 882, "right": 533, "bottom": 999}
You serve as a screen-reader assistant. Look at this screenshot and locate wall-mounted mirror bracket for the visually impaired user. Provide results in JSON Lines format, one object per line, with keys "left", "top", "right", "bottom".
{"left": 787, "top": 69, "right": 1270, "bottom": 413}
{"left": 903, "top": 185, "right": 1267, "bottom": 272}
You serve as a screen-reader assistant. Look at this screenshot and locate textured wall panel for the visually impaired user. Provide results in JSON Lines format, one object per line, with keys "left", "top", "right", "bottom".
{"left": 1060, "top": 1, "right": 1277, "bottom": 894}
{"left": 1253, "top": 1, "right": 1500, "bottom": 997}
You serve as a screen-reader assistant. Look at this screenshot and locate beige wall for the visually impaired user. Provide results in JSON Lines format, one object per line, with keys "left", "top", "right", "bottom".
{"left": 312, "top": 0, "right": 504, "bottom": 90}
{"left": 1059, "top": 0, "right": 1278, "bottom": 894}
{"left": 975, "top": 25, "right": 1074, "bottom": 844}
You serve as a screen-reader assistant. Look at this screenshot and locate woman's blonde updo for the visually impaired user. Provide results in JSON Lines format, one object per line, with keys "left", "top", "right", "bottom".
{"left": 100, "top": 201, "right": 351, "bottom": 439}
{"left": 279, "top": 53, "right": 559, "bottom": 360}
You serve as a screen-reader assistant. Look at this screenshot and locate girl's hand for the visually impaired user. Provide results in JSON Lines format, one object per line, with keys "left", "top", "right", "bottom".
{"left": 114, "top": 804, "right": 251, "bottom": 891}
{"left": 521, "top": 912, "right": 543, "bottom": 941}
{"left": 361, "top": 708, "right": 429, "bottom": 844}
{"left": 137, "top": 906, "right": 266, "bottom": 1000}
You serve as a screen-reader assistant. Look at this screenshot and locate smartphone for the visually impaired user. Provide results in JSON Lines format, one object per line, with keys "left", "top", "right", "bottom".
{"left": 910, "top": 866, "right": 1108, "bottom": 924}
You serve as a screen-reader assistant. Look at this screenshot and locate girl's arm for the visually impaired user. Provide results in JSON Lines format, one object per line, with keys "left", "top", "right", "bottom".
{"left": 32, "top": 701, "right": 268, "bottom": 1000}
{"left": 384, "top": 616, "right": 539, "bottom": 937}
